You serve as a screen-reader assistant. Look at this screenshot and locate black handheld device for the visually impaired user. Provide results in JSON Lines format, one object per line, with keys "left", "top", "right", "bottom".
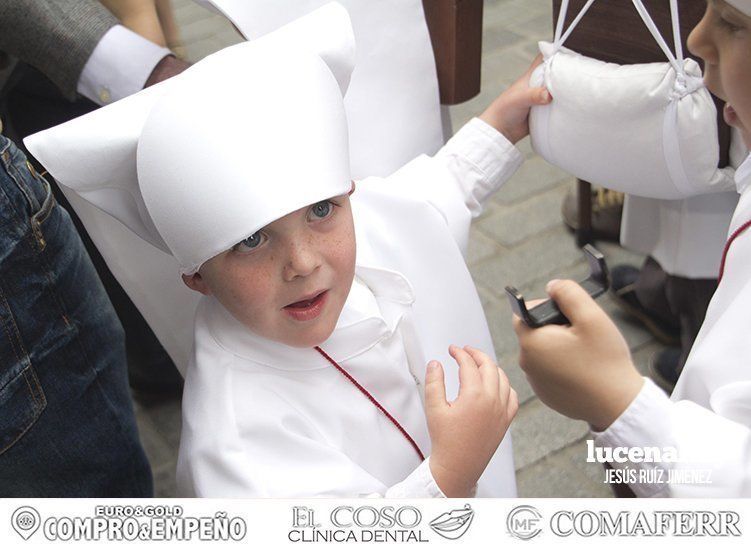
{"left": 505, "top": 244, "right": 610, "bottom": 328}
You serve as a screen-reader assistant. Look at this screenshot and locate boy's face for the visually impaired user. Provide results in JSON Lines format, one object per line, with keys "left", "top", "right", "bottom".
{"left": 185, "top": 191, "right": 356, "bottom": 349}
{"left": 689, "top": 0, "right": 751, "bottom": 148}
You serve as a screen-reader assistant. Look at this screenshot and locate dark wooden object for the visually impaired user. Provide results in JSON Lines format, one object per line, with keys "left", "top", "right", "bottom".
{"left": 422, "top": 0, "right": 483, "bottom": 105}
{"left": 550, "top": 0, "right": 731, "bottom": 246}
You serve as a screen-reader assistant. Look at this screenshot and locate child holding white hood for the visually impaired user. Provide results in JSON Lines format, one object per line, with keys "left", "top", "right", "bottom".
{"left": 512, "top": 0, "right": 751, "bottom": 497}
{"left": 25, "top": 4, "right": 550, "bottom": 498}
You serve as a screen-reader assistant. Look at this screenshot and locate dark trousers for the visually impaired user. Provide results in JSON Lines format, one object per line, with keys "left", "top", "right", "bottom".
{"left": 0, "top": 136, "right": 152, "bottom": 496}
{"left": 635, "top": 256, "right": 718, "bottom": 371}
{"left": 1, "top": 63, "right": 180, "bottom": 392}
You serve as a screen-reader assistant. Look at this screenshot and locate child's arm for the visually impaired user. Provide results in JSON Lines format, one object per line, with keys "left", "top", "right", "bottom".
{"left": 368, "top": 57, "right": 549, "bottom": 255}
{"left": 513, "top": 279, "right": 751, "bottom": 497}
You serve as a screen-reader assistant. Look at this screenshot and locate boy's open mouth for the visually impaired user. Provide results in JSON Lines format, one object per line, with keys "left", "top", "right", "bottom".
{"left": 283, "top": 290, "right": 329, "bottom": 321}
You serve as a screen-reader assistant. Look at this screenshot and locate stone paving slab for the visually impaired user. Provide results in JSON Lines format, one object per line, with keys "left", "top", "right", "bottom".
{"left": 134, "top": 0, "right": 664, "bottom": 499}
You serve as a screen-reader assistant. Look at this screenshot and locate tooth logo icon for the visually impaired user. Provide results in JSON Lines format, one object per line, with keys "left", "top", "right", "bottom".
{"left": 11, "top": 506, "right": 41, "bottom": 540}
{"left": 429, "top": 504, "right": 475, "bottom": 540}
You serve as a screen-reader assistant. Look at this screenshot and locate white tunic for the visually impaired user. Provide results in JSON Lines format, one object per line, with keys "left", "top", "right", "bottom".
{"left": 177, "top": 119, "right": 523, "bottom": 497}
{"left": 594, "top": 153, "right": 751, "bottom": 497}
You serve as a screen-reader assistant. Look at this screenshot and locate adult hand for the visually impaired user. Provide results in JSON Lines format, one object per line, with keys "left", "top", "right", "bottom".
{"left": 479, "top": 55, "right": 550, "bottom": 144}
{"left": 513, "top": 279, "right": 644, "bottom": 432}
{"left": 144, "top": 54, "right": 190, "bottom": 87}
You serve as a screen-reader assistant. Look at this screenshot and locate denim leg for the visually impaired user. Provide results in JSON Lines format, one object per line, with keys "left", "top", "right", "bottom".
{"left": 0, "top": 135, "right": 153, "bottom": 497}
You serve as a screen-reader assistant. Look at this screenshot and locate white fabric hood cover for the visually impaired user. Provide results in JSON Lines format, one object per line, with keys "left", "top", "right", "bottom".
{"left": 728, "top": 0, "right": 751, "bottom": 16}
{"left": 25, "top": 3, "right": 355, "bottom": 273}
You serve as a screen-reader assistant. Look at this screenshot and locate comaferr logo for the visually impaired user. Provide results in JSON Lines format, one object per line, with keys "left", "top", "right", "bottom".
{"left": 506, "top": 507, "right": 743, "bottom": 539}
{"left": 550, "top": 510, "right": 742, "bottom": 538}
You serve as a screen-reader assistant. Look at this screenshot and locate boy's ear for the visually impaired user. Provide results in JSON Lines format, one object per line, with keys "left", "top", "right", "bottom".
{"left": 182, "top": 272, "right": 212, "bottom": 295}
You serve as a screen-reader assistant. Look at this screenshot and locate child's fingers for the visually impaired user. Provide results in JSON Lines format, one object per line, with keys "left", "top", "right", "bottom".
{"left": 449, "top": 345, "right": 482, "bottom": 394}
{"left": 524, "top": 86, "right": 552, "bottom": 107}
{"left": 463, "top": 346, "right": 500, "bottom": 394}
{"left": 512, "top": 313, "right": 527, "bottom": 336}
{"left": 546, "top": 279, "right": 603, "bottom": 325}
{"left": 507, "top": 387, "right": 519, "bottom": 419}
{"left": 424, "top": 360, "right": 448, "bottom": 411}
{"left": 497, "top": 367, "right": 512, "bottom": 407}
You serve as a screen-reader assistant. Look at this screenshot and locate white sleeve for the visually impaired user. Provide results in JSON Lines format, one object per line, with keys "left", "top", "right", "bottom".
{"left": 77, "top": 25, "right": 170, "bottom": 105}
{"left": 435, "top": 117, "right": 525, "bottom": 218}
{"left": 592, "top": 378, "right": 751, "bottom": 497}
{"left": 373, "top": 117, "right": 523, "bottom": 255}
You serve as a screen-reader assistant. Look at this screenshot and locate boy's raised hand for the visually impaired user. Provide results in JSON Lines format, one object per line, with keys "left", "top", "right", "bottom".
{"left": 425, "top": 345, "right": 518, "bottom": 498}
{"left": 479, "top": 55, "right": 551, "bottom": 144}
{"left": 513, "top": 280, "right": 645, "bottom": 432}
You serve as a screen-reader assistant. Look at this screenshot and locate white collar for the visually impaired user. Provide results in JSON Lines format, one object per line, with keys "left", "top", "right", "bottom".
{"left": 203, "top": 265, "right": 416, "bottom": 371}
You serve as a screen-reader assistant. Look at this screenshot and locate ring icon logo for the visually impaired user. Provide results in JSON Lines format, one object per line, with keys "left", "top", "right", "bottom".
{"left": 429, "top": 504, "right": 475, "bottom": 540}
{"left": 11, "top": 506, "right": 41, "bottom": 541}
{"left": 507, "top": 505, "right": 543, "bottom": 540}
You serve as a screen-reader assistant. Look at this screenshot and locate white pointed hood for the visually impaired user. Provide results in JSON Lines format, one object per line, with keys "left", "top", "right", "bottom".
{"left": 727, "top": 0, "right": 751, "bottom": 16}
{"left": 25, "top": 2, "right": 355, "bottom": 273}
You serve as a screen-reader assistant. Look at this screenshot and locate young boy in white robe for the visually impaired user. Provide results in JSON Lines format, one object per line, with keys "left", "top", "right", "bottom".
{"left": 24, "top": 4, "right": 551, "bottom": 498}
{"left": 512, "top": 0, "right": 751, "bottom": 497}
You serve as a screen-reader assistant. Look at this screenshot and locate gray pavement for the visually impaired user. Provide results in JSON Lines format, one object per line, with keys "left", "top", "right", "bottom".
{"left": 137, "top": 0, "right": 663, "bottom": 498}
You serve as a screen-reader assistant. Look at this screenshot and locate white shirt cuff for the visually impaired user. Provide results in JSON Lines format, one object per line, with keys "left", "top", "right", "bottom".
{"left": 591, "top": 378, "right": 673, "bottom": 497}
{"left": 436, "top": 117, "right": 524, "bottom": 216}
{"left": 77, "top": 25, "right": 171, "bottom": 105}
{"left": 384, "top": 458, "right": 447, "bottom": 498}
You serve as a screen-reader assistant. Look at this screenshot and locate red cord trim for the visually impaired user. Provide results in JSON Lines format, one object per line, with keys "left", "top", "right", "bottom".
{"left": 314, "top": 346, "right": 426, "bottom": 462}
{"left": 719, "top": 219, "right": 751, "bottom": 283}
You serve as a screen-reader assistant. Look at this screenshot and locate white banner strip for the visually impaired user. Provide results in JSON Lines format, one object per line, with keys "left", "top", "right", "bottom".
{"left": 0, "top": 498, "right": 746, "bottom": 543}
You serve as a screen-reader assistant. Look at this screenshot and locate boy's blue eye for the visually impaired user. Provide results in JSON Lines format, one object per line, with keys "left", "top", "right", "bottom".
{"left": 310, "top": 200, "right": 333, "bottom": 219}
{"left": 235, "top": 231, "right": 266, "bottom": 253}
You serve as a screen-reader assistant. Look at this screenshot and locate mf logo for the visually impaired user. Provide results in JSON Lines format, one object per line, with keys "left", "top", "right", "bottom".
{"left": 506, "top": 505, "right": 543, "bottom": 540}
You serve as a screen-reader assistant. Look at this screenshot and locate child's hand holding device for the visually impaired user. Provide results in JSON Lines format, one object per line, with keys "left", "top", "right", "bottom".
{"left": 425, "top": 345, "right": 518, "bottom": 497}
{"left": 513, "top": 280, "right": 644, "bottom": 432}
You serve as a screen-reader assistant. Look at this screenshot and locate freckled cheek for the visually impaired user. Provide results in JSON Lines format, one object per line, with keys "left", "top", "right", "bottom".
{"left": 223, "top": 261, "right": 281, "bottom": 317}
{"left": 329, "top": 232, "right": 357, "bottom": 283}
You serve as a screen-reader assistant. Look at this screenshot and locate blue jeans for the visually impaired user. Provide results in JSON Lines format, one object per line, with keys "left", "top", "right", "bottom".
{"left": 0, "top": 135, "right": 152, "bottom": 496}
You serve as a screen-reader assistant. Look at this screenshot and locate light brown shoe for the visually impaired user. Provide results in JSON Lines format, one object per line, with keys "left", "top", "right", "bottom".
{"left": 562, "top": 184, "right": 624, "bottom": 242}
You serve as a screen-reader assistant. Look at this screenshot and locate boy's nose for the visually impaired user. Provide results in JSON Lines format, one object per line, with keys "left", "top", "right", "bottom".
{"left": 687, "top": 7, "right": 716, "bottom": 64}
{"left": 283, "top": 242, "right": 321, "bottom": 281}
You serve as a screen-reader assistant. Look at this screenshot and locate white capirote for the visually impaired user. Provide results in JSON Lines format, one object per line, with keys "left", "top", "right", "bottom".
{"left": 197, "top": 0, "right": 444, "bottom": 178}
{"left": 593, "top": 153, "right": 751, "bottom": 497}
